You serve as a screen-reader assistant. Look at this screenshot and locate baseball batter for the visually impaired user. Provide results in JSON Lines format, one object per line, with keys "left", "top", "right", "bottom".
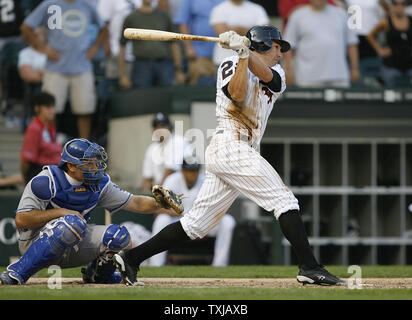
{"left": 115, "top": 26, "right": 345, "bottom": 286}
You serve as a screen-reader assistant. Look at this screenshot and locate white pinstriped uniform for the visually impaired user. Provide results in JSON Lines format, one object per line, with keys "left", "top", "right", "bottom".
{"left": 180, "top": 55, "right": 299, "bottom": 240}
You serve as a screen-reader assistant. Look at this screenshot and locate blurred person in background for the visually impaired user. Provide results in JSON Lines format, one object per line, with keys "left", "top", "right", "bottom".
{"left": 18, "top": 27, "right": 47, "bottom": 90}
{"left": 344, "top": 0, "right": 386, "bottom": 60}
{"left": 141, "top": 112, "right": 190, "bottom": 192}
{"left": 0, "top": 0, "right": 25, "bottom": 107}
{"left": 20, "top": 92, "right": 62, "bottom": 185}
{"left": 20, "top": 0, "right": 106, "bottom": 140}
{"left": 18, "top": 26, "right": 47, "bottom": 127}
{"left": 405, "top": 0, "right": 412, "bottom": 16}
{"left": 283, "top": 0, "right": 360, "bottom": 88}
{"left": 118, "top": 0, "right": 184, "bottom": 89}
{"left": 278, "top": 0, "right": 344, "bottom": 30}
{"left": 367, "top": 0, "right": 412, "bottom": 87}
{"left": 97, "top": 0, "right": 158, "bottom": 87}
{"left": 174, "top": 0, "right": 224, "bottom": 85}
{"left": 209, "top": 0, "right": 269, "bottom": 67}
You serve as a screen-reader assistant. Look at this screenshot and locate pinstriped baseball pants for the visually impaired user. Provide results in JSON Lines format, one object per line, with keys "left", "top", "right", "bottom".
{"left": 180, "top": 132, "right": 299, "bottom": 240}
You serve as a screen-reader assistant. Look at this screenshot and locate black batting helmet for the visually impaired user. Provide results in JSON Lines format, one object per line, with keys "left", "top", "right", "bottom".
{"left": 246, "top": 25, "right": 290, "bottom": 53}
{"left": 152, "top": 112, "right": 171, "bottom": 128}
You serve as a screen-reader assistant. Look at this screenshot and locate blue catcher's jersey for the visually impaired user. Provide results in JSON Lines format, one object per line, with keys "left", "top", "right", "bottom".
{"left": 30, "top": 165, "right": 110, "bottom": 221}
{"left": 16, "top": 165, "right": 132, "bottom": 241}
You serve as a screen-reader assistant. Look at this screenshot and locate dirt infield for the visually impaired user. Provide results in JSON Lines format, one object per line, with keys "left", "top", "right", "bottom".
{"left": 26, "top": 277, "right": 412, "bottom": 289}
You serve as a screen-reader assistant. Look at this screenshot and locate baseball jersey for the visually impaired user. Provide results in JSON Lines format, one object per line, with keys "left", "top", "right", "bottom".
{"left": 163, "top": 171, "right": 205, "bottom": 215}
{"left": 16, "top": 166, "right": 132, "bottom": 241}
{"left": 215, "top": 55, "right": 286, "bottom": 146}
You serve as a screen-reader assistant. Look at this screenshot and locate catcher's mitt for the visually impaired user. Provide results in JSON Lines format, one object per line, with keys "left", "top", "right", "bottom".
{"left": 152, "top": 185, "right": 184, "bottom": 215}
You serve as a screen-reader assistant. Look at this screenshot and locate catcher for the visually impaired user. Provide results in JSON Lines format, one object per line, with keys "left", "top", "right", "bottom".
{"left": 0, "top": 138, "right": 182, "bottom": 285}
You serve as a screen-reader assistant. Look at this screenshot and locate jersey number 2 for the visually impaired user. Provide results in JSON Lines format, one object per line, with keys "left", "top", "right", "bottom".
{"left": 0, "top": 0, "right": 15, "bottom": 23}
{"left": 221, "top": 61, "right": 234, "bottom": 80}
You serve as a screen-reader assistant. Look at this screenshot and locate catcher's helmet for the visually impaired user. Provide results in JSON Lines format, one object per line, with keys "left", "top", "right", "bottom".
{"left": 246, "top": 25, "right": 290, "bottom": 53}
{"left": 59, "top": 138, "right": 108, "bottom": 192}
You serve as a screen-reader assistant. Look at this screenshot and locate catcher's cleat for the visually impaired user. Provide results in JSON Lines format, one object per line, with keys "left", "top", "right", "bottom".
{"left": 297, "top": 265, "right": 346, "bottom": 286}
{"left": 113, "top": 250, "right": 144, "bottom": 286}
{"left": 0, "top": 271, "right": 20, "bottom": 285}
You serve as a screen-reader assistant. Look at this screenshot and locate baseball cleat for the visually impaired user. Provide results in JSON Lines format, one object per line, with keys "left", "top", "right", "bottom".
{"left": 113, "top": 250, "right": 144, "bottom": 286}
{"left": 0, "top": 271, "right": 20, "bottom": 285}
{"left": 297, "top": 265, "right": 346, "bottom": 286}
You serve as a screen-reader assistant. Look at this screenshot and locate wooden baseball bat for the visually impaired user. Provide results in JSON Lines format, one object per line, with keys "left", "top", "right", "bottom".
{"left": 124, "top": 28, "right": 220, "bottom": 42}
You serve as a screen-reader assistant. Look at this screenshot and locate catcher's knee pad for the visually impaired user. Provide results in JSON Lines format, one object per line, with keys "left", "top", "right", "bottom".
{"left": 102, "top": 224, "right": 131, "bottom": 252}
{"left": 53, "top": 214, "right": 88, "bottom": 247}
{"left": 7, "top": 215, "right": 87, "bottom": 284}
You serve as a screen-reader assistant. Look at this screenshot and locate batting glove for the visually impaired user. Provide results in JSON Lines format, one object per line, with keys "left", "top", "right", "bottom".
{"left": 229, "top": 35, "right": 250, "bottom": 59}
{"left": 219, "top": 31, "right": 237, "bottom": 49}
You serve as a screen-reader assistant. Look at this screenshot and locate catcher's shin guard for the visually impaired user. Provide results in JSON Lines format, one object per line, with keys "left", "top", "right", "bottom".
{"left": 7, "top": 215, "right": 86, "bottom": 284}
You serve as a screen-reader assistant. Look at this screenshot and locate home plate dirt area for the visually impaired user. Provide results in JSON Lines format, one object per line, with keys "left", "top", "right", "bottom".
{"left": 26, "top": 277, "right": 412, "bottom": 289}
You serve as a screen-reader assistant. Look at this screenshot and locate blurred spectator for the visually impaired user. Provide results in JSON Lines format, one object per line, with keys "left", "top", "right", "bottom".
{"left": 367, "top": 0, "right": 412, "bottom": 87}
{"left": 165, "top": 0, "right": 183, "bottom": 22}
{"left": 0, "top": 173, "right": 24, "bottom": 190}
{"left": 406, "top": 0, "right": 412, "bottom": 16}
{"left": 344, "top": 0, "right": 386, "bottom": 60}
{"left": 97, "top": 0, "right": 159, "bottom": 84}
{"left": 149, "top": 155, "right": 236, "bottom": 266}
{"left": 0, "top": 0, "right": 26, "bottom": 119}
{"left": 118, "top": 0, "right": 184, "bottom": 89}
{"left": 0, "top": 0, "right": 25, "bottom": 51}
{"left": 0, "top": 159, "right": 24, "bottom": 190}
{"left": 18, "top": 26, "right": 47, "bottom": 129}
{"left": 20, "top": 92, "right": 62, "bottom": 185}
{"left": 141, "top": 112, "right": 190, "bottom": 192}
{"left": 284, "top": 0, "right": 360, "bottom": 88}
{"left": 278, "top": 0, "right": 342, "bottom": 30}
{"left": 174, "top": 0, "right": 224, "bottom": 85}
{"left": 18, "top": 27, "right": 46, "bottom": 87}
{"left": 20, "top": 0, "right": 106, "bottom": 140}
{"left": 209, "top": 0, "right": 269, "bottom": 66}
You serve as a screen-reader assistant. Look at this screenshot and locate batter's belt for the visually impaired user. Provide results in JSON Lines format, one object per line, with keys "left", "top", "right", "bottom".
{"left": 216, "top": 129, "right": 258, "bottom": 150}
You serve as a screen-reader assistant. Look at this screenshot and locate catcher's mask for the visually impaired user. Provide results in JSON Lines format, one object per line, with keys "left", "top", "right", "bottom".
{"left": 246, "top": 25, "right": 291, "bottom": 53}
{"left": 59, "top": 138, "right": 108, "bottom": 192}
